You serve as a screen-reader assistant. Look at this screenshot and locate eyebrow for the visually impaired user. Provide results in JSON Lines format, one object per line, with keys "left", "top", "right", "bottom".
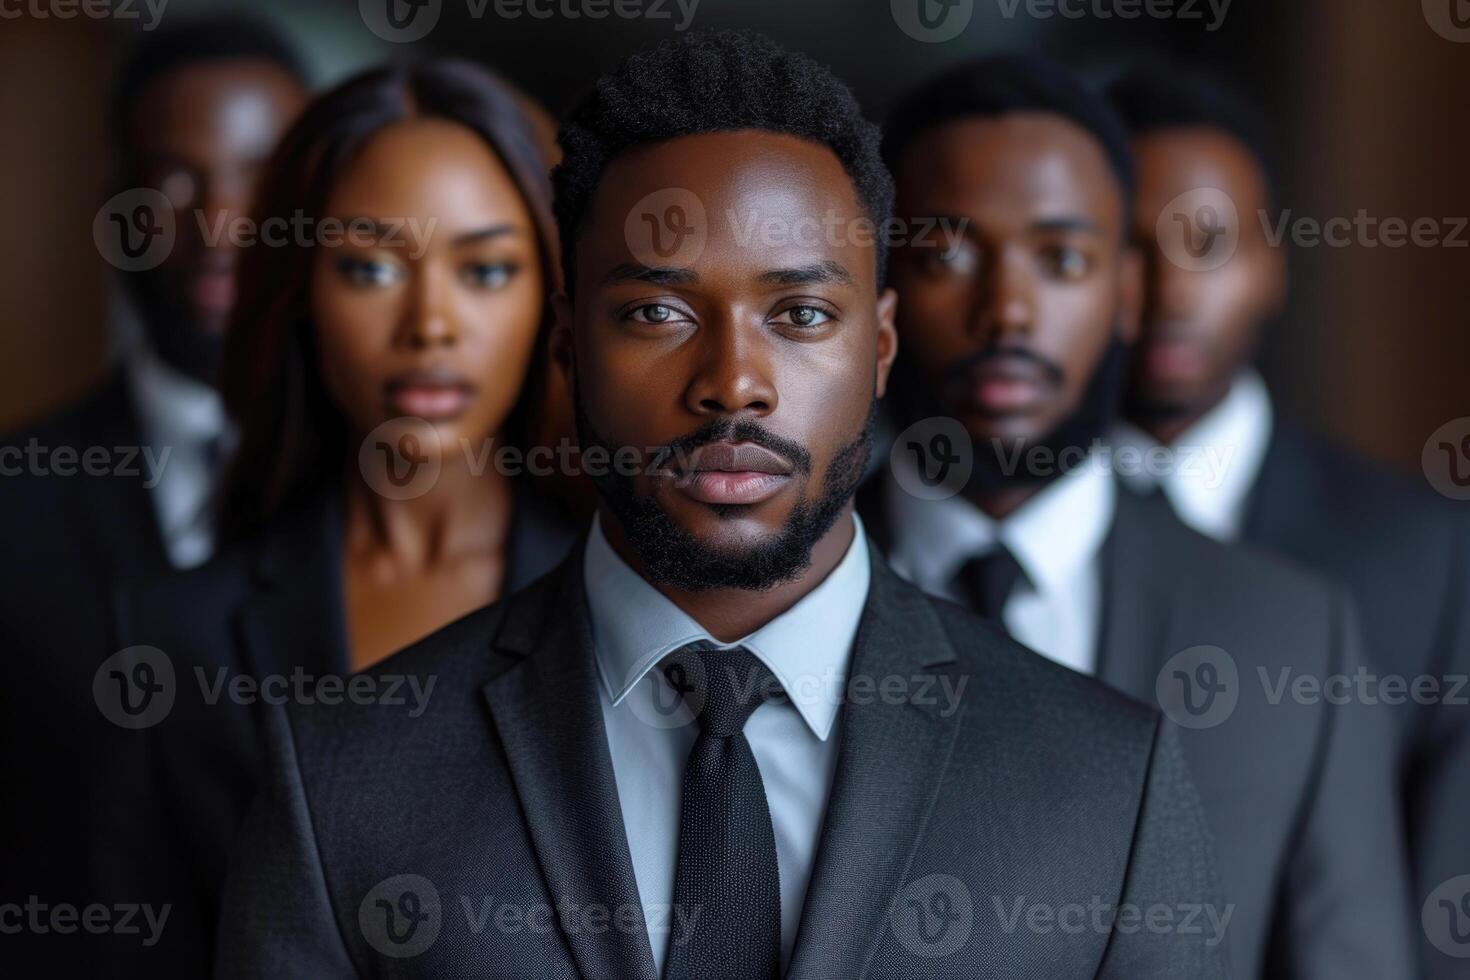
{"left": 600, "top": 263, "right": 700, "bottom": 286}
{"left": 756, "top": 261, "right": 854, "bottom": 287}
{"left": 451, "top": 224, "right": 520, "bottom": 246}
{"left": 342, "top": 220, "right": 519, "bottom": 246}
{"left": 1030, "top": 216, "right": 1102, "bottom": 235}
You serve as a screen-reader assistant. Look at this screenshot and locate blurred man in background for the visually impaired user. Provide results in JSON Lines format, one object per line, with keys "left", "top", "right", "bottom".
{"left": 1109, "top": 67, "right": 1470, "bottom": 976}
{"left": 865, "top": 55, "right": 1415, "bottom": 977}
{"left": 0, "top": 16, "right": 307, "bottom": 976}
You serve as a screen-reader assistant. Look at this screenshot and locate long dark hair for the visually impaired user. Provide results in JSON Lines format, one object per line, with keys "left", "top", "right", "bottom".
{"left": 214, "top": 60, "right": 558, "bottom": 548}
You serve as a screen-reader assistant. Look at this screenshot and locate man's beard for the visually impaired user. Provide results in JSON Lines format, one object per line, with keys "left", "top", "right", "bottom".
{"left": 891, "top": 335, "right": 1129, "bottom": 497}
{"left": 1121, "top": 344, "right": 1195, "bottom": 426}
{"left": 574, "top": 386, "right": 876, "bottom": 592}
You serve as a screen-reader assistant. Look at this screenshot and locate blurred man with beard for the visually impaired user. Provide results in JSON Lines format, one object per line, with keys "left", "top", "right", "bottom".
{"left": 214, "top": 33, "right": 1226, "bottom": 979}
{"left": 862, "top": 55, "right": 1415, "bottom": 977}
{"left": 0, "top": 16, "right": 306, "bottom": 976}
{"left": 1109, "top": 65, "right": 1470, "bottom": 976}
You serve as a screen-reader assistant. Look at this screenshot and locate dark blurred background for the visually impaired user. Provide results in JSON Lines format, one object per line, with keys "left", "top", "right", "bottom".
{"left": 2, "top": 0, "right": 1465, "bottom": 467}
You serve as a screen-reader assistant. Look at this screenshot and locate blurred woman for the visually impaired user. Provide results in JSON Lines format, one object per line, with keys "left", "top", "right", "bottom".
{"left": 108, "top": 60, "right": 575, "bottom": 973}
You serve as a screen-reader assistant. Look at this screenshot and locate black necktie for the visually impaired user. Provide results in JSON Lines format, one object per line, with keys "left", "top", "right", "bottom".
{"left": 953, "top": 546, "right": 1027, "bottom": 625}
{"left": 660, "top": 642, "right": 782, "bottom": 980}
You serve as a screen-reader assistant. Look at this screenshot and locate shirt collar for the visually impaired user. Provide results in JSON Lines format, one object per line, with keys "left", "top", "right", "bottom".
{"left": 583, "top": 512, "right": 870, "bottom": 742}
{"left": 1112, "top": 370, "right": 1273, "bottom": 540}
{"left": 127, "top": 347, "right": 227, "bottom": 454}
{"left": 886, "top": 448, "right": 1115, "bottom": 599}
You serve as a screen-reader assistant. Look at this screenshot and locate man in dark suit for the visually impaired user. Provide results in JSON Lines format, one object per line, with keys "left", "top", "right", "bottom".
{"left": 861, "top": 56, "right": 1415, "bottom": 977}
{"left": 1107, "top": 66, "right": 1470, "bottom": 976}
{"left": 0, "top": 17, "right": 306, "bottom": 974}
{"left": 216, "top": 33, "right": 1226, "bottom": 978}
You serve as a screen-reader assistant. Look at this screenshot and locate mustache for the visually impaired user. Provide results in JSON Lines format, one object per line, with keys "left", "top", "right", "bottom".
{"left": 655, "top": 417, "right": 813, "bottom": 477}
{"left": 941, "top": 344, "right": 1066, "bottom": 388}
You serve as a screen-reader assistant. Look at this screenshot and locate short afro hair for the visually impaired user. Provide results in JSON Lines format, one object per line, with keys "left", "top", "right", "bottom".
{"left": 113, "top": 14, "right": 308, "bottom": 154}
{"left": 884, "top": 54, "right": 1135, "bottom": 216}
{"left": 552, "top": 30, "right": 894, "bottom": 292}
{"left": 1106, "top": 64, "right": 1278, "bottom": 205}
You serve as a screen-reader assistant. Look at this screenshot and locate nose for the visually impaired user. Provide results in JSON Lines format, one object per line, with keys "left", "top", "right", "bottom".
{"left": 682, "top": 318, "right": 777, "bottom": 419}
{"left": 1146, "top": 249, "right": 1197, "bottom": 325}
{"left": 969, "top": 247, "right": 1033, "bottom": 345}
{"left": 398, "top": 264, "right": 459, "bottom": 350}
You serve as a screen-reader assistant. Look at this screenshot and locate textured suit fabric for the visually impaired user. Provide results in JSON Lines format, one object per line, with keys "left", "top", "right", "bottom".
{"left": 99, "top": 487, "right": 576, "bottom": 978}
{"left": 0, "top": 371, "right": 172, "bottom": 978}
{"left": 860, "top": 478, "right": 1418, "bottom": 979}
{"left": 214, "top": 542, "right": 1228, "bottom": 979}
{"left": 1242, "top": 421, "right": 1470, "bottom": 977}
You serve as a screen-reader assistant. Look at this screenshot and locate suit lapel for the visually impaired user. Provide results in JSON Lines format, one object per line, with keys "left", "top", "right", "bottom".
{"left": 236, "top": 496, "right": 349, "bottom": 682}
{"left": 786, "top": 552, "right": 965, "bottom": 980}
{"left": 1095, "top": 488, "right": 1186, "bottom": 699}
{"left": 481, "top": 553, "right": 659, "bottom": 980}
{"left": 1241, "top": 423, "right": 1317, "bottom": 551}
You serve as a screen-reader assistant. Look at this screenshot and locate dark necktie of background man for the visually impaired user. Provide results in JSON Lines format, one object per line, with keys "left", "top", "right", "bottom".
{"left": 953, "top": 546, "right": 1028, "bottom": 629}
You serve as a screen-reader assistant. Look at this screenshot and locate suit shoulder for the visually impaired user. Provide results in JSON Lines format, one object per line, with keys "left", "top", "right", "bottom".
{"left": 925, "top": 591, "right": 1160, "bottom": 736}
{"left": 1277, "top": 421, "right": 1458, "bottom": 535}
{"left": 0, "top": 372, "right": 128, "bottom": 448}
{"left": 114, "top": 547, "right": 254, "bottom": 643}
{"left": 283, "top": 572, "right": 548, "bottom": 753}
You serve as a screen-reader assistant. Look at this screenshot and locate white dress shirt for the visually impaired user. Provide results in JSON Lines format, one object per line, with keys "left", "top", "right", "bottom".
{"left": 1111, "top": 370, "right": 1273, "bottom": 542}
{"left": 584, "top": 512, "right": 870, "bottom": 974}
{"left": 884, "top": 451, "right": 1114, "bottom": 676}
{"left": 128, "top": 349, "right": 227, "bottom": 569}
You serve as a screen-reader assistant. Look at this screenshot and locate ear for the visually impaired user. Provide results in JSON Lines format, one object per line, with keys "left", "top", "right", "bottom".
{"left": 1115, "top": 244, "right": 1144, "bottom": 345}
{"left": 550, "top": 290, "right": 575, "bottom": 384}
{"left": 874, "top": 286, "right": 900, "bottom": 399}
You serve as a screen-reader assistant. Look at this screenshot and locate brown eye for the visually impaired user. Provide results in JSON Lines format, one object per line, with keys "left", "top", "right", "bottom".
{"left": 461, "top": 261, "right": 517, "bottom": 289}
{"left": 772, "top": 305, "right": 831, "bottom": 329}
{"left": 925, "top": 240, "right": 979, "bottom": 277}
{"left": 336, "top": 257, "right": 402, "bottom": 287}
{"left": 1043, "top": 245, "right": 1091, "bottom": 280}
{"left": 633, "top": 304, "right": 672, "bottom": 323}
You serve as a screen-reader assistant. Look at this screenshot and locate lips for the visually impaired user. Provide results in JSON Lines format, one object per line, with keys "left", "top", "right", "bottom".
{"left": 961, "top": 357, "right": 1054, "bottom": 415}
{"left": 187, "top": 267, "right": 237, "bottom": 317}
{"left": 676, "top": 440, "right": 794, "bottom": 506}
{"left": 1142, "top": 337, "right": 1208, "bottom": 380}
{"left": 385, "top": 369, "right": 478, "bottom": 421}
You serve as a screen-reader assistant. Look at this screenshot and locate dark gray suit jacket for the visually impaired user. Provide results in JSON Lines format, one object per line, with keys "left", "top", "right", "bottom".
{"left": 1244, "top": 422, "right": 1470, "bottom": 978}
{"left": 0, "top": 370, "right": 172, "bottom": 979}
{"left": 859, "top": 480, "right": 1417, "bottom": 979}
{"left": 104, "top": 488, "right": 576, "bottom": 978}
{"left": 216, "top": 542, "right": 1228, "bottom": 978}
